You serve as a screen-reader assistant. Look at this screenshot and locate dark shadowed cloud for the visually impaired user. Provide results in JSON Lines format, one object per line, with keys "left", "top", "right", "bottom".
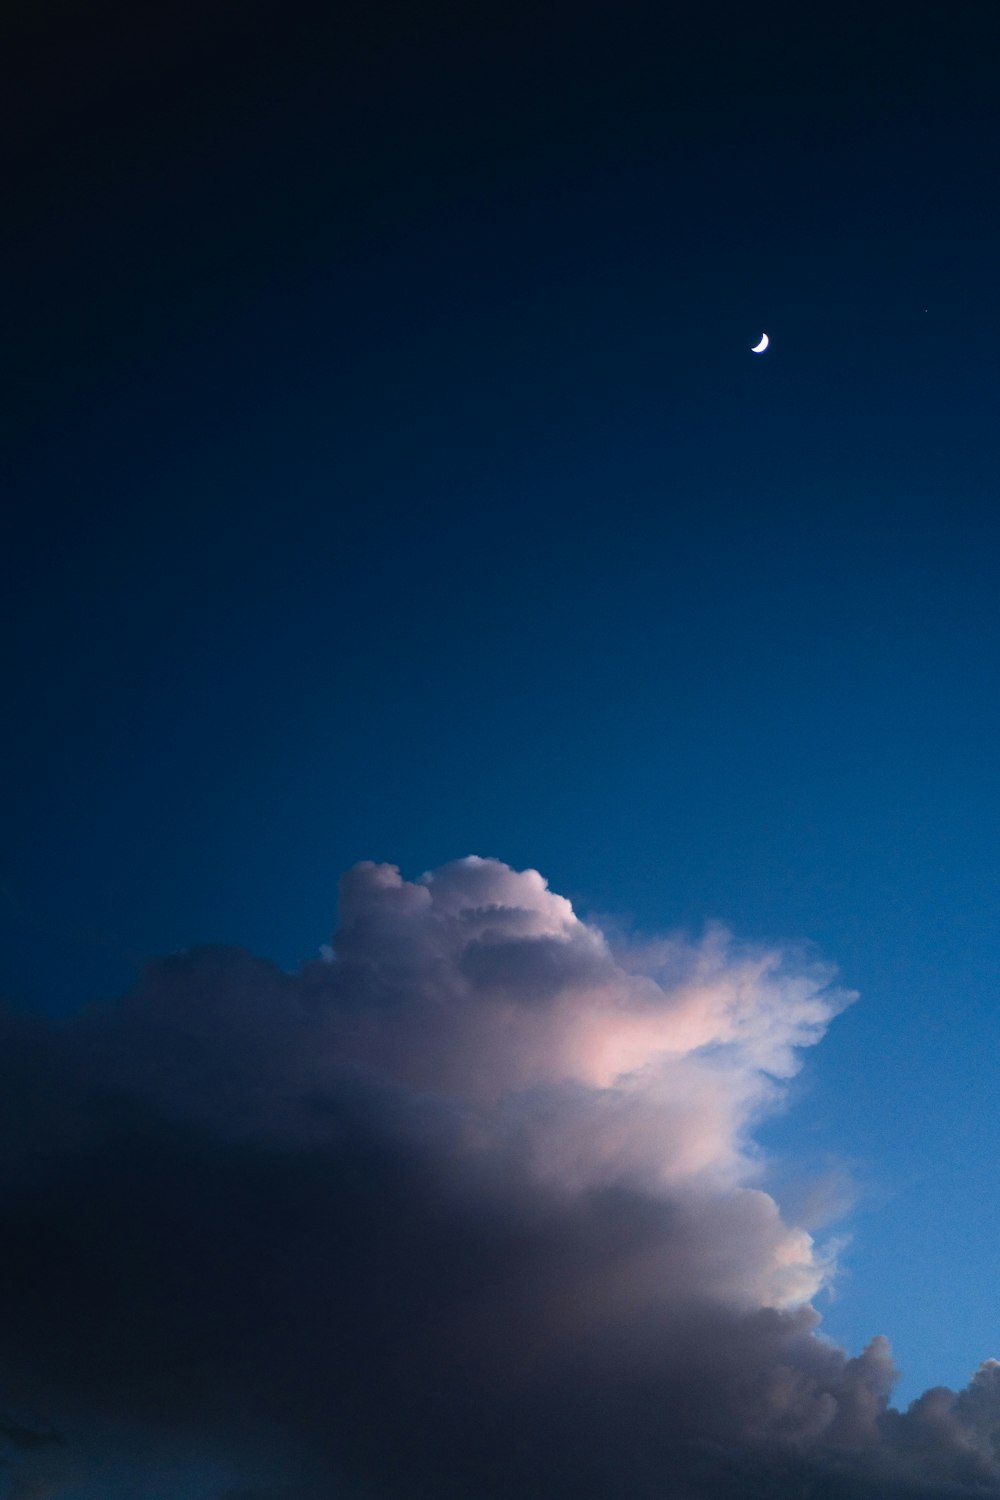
{"left": 0, "top": 858, "right": 996, "bottom": 1498}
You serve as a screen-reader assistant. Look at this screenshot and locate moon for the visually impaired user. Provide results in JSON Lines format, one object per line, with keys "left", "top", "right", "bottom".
{"left": 750, "top": 333, "right": 769, "bottom": 353}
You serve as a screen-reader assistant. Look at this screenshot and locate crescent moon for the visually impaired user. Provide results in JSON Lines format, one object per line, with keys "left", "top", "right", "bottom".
{"left": 750, "top": 333, "right": 769, "bottom": 353}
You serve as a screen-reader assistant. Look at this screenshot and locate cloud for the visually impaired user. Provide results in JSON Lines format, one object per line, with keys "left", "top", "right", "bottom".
{"left": 0, "top": 857, "right": 996, "bottom": 1498}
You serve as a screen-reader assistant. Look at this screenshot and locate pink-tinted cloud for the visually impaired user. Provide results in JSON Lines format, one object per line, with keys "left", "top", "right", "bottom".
{"left": 0, "top": 858, "right": 996, "bottom": 1499}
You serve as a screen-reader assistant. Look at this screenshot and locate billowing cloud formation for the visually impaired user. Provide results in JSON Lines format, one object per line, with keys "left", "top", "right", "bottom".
{"left": 0, "top": 858, "right": 997, "bottom": 1499}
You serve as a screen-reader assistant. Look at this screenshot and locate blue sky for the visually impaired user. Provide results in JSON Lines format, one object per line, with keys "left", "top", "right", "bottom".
{"left": 3, "top": 1, "right": 1000, "bottom": 1479}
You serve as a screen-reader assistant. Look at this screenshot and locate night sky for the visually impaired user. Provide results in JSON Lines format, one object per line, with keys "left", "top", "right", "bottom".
{"left": 4, "top": 3, "right": 1000, "bottom": 1497}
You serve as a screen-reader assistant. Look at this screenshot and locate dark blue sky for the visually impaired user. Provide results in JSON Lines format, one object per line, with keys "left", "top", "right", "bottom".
{"left": 4, "top": 0, "right": 1000, "bottom": 1427}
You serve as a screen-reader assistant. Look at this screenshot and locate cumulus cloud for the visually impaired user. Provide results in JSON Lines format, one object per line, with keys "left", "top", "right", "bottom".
{"left": 0, "top": 857, "right": 996, "bottom": 1499}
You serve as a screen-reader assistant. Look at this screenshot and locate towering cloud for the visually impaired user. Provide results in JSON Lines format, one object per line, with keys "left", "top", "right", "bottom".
{"left": 0, "top": 858, "right": 996, "bottom": 1498}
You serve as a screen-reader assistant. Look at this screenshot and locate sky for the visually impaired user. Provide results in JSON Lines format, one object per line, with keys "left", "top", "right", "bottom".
{"left": 3, "top": 1, "right": 1000, "bottom": 1495}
